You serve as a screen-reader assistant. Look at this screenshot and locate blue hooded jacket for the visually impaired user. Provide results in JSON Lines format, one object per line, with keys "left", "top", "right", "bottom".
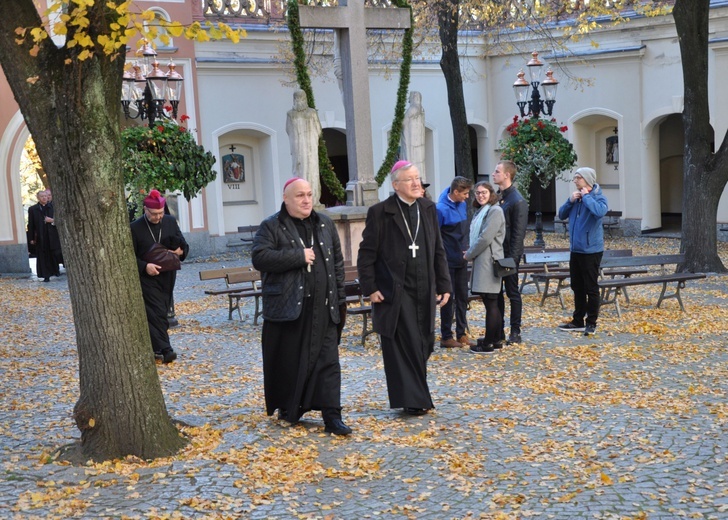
{"left": 437, "top": 187, "right": 469, "bottom": 268}
{"left": 557, "top": 183, "right": 609, "bottom": 254}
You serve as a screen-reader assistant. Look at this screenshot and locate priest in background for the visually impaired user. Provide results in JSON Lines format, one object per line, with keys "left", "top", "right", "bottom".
{"left": 357, "top": 161, "right": 451, "bottom": 416}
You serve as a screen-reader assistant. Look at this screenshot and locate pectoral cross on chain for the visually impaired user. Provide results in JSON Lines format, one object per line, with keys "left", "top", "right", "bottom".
{"left": 408, "top": 243, "right": 419, "bottom": 258}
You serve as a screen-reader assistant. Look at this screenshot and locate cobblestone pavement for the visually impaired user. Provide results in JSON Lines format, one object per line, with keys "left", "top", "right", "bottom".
{"left": 1, "top": 240, "right": 727, "bottom": 519}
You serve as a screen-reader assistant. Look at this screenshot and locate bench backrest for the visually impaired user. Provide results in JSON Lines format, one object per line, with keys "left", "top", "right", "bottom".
{"left": 237, "top": 225, "right": 259, "bottom": 234}
{"left": 600, "top": 254, "right": 685, "bottom": 270}
{"left": 199, "top": 265, "right": 255, "bottom": 282}
{"left": 226, "top": 269, "right": 262, "bottom": 285}
{"left": 524, "top": 248, "right": 633, "bottom": 267}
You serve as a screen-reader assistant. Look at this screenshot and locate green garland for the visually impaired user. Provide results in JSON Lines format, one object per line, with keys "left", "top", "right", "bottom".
{"left": 287, "top": 0, "right": 346, "bottom": 202}
{"left": 287, "top": 0, "right": 414, "bottom": 193}
{"left": 375, "top": 0, "right": 414, "bottom": 186}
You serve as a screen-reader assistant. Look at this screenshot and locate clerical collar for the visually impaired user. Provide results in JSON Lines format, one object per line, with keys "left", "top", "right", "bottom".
{"left": 396, "top": 195, "right": 417, "bottom": 207}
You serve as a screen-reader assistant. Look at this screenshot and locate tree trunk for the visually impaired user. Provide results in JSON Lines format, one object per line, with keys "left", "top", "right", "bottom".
{"left": 436, "top": 0, "right": 474, "bottom": 182}
{"left": 674, "top": 0, "right": 728, "bottom": 273}
{"left": 0, "top": 1, "right": 186, "bottom": 461}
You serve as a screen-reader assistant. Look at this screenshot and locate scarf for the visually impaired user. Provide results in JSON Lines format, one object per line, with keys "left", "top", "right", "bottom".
{"left": 469, "top": 204, "right": 490, "bottom": 247}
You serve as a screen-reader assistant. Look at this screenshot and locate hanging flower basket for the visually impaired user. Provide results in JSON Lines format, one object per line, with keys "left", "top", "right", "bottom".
{"left": 498, "top": 116, "right": 577, "bottom": 199}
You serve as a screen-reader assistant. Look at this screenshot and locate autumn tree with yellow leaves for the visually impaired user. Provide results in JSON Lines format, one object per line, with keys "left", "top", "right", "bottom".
{"left": 0, "top": 0, "right": 243, "bottom": 462}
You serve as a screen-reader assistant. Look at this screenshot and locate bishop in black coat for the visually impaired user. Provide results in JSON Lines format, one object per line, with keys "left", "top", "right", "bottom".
{"left": 130, "top": 190, "right": 188, "bottom": 363}
{"left": 252, "top": 178, "right": 351, "bottom": 435}
{"left": 27, "top": 190, "right": 60, "bottom": 281}
{"left": 357, "top": 162, "right": 451, "bottom": 414}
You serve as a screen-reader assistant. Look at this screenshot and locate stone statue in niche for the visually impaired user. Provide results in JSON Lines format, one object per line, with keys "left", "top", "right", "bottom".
{"left": 286, "top": 90, "right": 323, "bottom": 207}
{"left": 402, "top": 91, "right": 426, "bottom": 181}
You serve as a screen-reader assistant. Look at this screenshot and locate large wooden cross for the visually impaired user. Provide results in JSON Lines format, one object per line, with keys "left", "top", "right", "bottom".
{"left": 298, "top": 0, "right": 411, "bottom": 206}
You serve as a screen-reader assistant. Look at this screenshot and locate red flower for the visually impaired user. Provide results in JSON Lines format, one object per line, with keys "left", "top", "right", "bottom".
{"left": 164, "top": 105, "right": 172, "bottom": 112}
{"left": 524, "top": 119, "right": 529, "bottom": 125}
{"left": 510, "top": 131, "right": 518, "bottom": 136}
{"left": 179, "top": 127, "right": 186, "bottom": 132}
{"left": 513, "top": 115, "right": 519, "bottom": 123}
{"left": 180, "top": 114, "right": 190, "bottom": 123}
{"left": 157, "top": 125, "right": 164, "bottom": 132}
{"left": 537, "top": 121, "right": 545, "bottom": 129}
{"left": 560, "top": 126, "right": 568, "bottom": 132}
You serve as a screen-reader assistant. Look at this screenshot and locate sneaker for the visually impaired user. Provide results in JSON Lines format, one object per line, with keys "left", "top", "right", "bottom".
{"left": 507, "top": 333, "right": 522, "bottom": 345}
{"left": 584, "top": 324, "right": 596, "bottom": 336}
{"left": 440, "top": 338, "right": 462, "bottom": 349}
{"left": 470, "top": 341, "right": 495, "bottom": 354}
{"left": 558, "top": 321, "right": 585, "bottom": 332}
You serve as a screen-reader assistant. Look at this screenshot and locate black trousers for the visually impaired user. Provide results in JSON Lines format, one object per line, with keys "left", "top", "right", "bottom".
{"left": 479, "top": 293, "right": 502, "bottom": 345}
{"left": 498, "top": 266, "right": 522, "bottom": 336}
{"left": 440, "top": 265, "right": 469, "bottom": 340}
{"left": 569, "top": 251, "right": 603, "bottom": 327}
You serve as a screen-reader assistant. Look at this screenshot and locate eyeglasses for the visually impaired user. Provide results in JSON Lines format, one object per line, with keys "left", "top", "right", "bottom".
{"left": 474, "top": 190, "right": 489, "bottom": 196}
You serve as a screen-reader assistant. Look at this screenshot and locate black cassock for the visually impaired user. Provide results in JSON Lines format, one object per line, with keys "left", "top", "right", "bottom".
{"left": 261, "top": 218, "right": 342, "bottom": 424}
{"left": 27, "top": 202, "right": 60, "bottom": 279}
{"left": 380, "top": 200, "right": 434, "bottom": 410}
{"left": 130, "top": 214, "right": 188, "bottom": 356}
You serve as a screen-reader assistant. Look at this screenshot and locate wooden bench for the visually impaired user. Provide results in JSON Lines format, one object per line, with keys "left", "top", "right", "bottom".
{"left": 225, "top": 270, "right": 263, "bottom": 324}
{"left": 237, "top": 225, "right": 260, "bottom": 243}
{"left": 526, "top": 249, "right": 633, "bottom": 309}
{"left": 597, "top": 254, "right": 706, "bottom": 317}
{"left": 343, "top": 267, "right": 375, "bottom": 345}
{"left": 518, "top": 247, "right": 570, "bottom": 294}
{"left": 199, "top": 266, "right": 263, "bottom": 323}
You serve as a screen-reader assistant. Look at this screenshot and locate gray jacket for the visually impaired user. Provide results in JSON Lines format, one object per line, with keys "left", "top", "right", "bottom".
{"left": 465, "top": 205, "right": 505, "bottom": 294}
{"left": 252, "top": 205, "right": 345, "bottom": 322}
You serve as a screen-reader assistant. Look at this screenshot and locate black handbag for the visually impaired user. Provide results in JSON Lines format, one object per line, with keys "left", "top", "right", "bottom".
{"left": 142, "top": 243, "right": 181, "bottom": 272}
{"left": 493, "top": 257, "right": 517, "bottom": 277}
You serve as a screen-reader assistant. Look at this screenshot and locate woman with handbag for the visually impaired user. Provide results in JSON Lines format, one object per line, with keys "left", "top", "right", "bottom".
{"left": 464, "top": 182, "right": 506, "bottom": 354}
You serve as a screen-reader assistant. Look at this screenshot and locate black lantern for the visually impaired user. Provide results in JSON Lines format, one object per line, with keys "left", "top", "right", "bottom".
{"left": 513, "top": 51, "right": 558, "bottom": 119}
{"left": 120, "top": 41, "right": 184, "bottom": 126}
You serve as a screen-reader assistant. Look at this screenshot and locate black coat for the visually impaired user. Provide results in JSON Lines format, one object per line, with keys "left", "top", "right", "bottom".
{"left": 498, "top": 184, "right": 528, "bottom": 263}
{"left": 252, "top": 205, "right": 346, "bottom": 323}
{"left": 357, "top": 195, "right": 452, "bottom": 338}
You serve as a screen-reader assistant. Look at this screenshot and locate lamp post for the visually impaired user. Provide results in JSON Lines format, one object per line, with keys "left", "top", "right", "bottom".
{"left": 120, "top": 42, "right": 185, "bottom": 326}
{"left": 120, "top": 41, "right": 184, "bottom": 126}
{"left": 513, "top": 51, "right": 559, "bottom": 247}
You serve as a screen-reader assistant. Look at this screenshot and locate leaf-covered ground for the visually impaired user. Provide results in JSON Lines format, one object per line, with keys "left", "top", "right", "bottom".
{"left": 1, "top": 234, "right": 727, "bottom": 519}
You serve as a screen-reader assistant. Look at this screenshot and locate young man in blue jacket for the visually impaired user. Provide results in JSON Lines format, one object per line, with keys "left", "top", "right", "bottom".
{"left": 436, "top": 176, "right": 475, "bottom": 348}
{"left": 557, "top": 167, "right": 609, "bottom": 336}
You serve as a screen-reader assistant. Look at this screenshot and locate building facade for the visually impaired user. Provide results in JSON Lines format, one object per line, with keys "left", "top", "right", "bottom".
{"left": 2, "top": 0, "right": 728, "bottom": 272}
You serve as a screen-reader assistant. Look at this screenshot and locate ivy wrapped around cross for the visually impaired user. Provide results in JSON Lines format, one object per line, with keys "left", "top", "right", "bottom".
{"left": 498, "top": 115, "right": 578, "bottom": 201}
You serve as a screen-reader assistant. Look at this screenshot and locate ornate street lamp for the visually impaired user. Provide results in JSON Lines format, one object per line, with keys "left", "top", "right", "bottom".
{"left": 513, "top": 51, "right": 560, "bottom": 247}
{"left": 120, "top": 41, "right": 184, "bottom": 126}
{"left": 513, "top": 51, "right": 558, "bottom": 120}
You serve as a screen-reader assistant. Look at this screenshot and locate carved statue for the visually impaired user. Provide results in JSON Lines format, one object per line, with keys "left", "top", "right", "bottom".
{"left": 286, "top": 90, "right": 323, "bottom": 206}
{"left": 402, "top": 91, "right": 426, "bottom": 181}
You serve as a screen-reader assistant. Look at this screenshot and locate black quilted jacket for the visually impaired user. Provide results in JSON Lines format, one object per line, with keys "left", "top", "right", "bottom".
{"left": 251, "top": 204, "right": 346, "bottom": 322}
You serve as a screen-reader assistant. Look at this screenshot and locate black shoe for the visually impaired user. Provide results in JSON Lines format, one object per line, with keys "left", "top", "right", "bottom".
{"left": 558, "top": 321, "right": 585, "bottom": 332}
{"left": 507, "top": 333, "right": 522, "bottom": 345}
{"left": 162, "top": 350, "right": 177, "bottom": 364}
{"left": 492, "top": 342, "right": 504, "bottom": 350}
{"left": 42, "top": 277, "right": 50, "bottom": 282}
{"left": 324, "top": 418, "right": 352, "bottom": 435}
{"left": 470, "top": 340, "right": 495, "bottom": 354}
{"left": 404, "top": 408, "right": 429, "bottom": 416}
{"left": 154, "top": 352, "right": 164, "bottom": 361}
{"left": 584, "top": 324, "right": 596, "bottom": 336}
{"left": 168, "top": 317, "right": 179, "bottom": 328}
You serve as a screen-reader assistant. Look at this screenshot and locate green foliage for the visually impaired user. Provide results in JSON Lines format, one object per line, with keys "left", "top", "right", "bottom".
{"left": 375, "top": 0, "right": 414, "bottom": 186}
{"left": 287, "top": 0, "right": 346, "bottom": 203}
{"left": 122, "top": 118, "right": 216, "bottom": 217}
{"left": 498, "top": 116, "right": 577, "bottom": 200}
